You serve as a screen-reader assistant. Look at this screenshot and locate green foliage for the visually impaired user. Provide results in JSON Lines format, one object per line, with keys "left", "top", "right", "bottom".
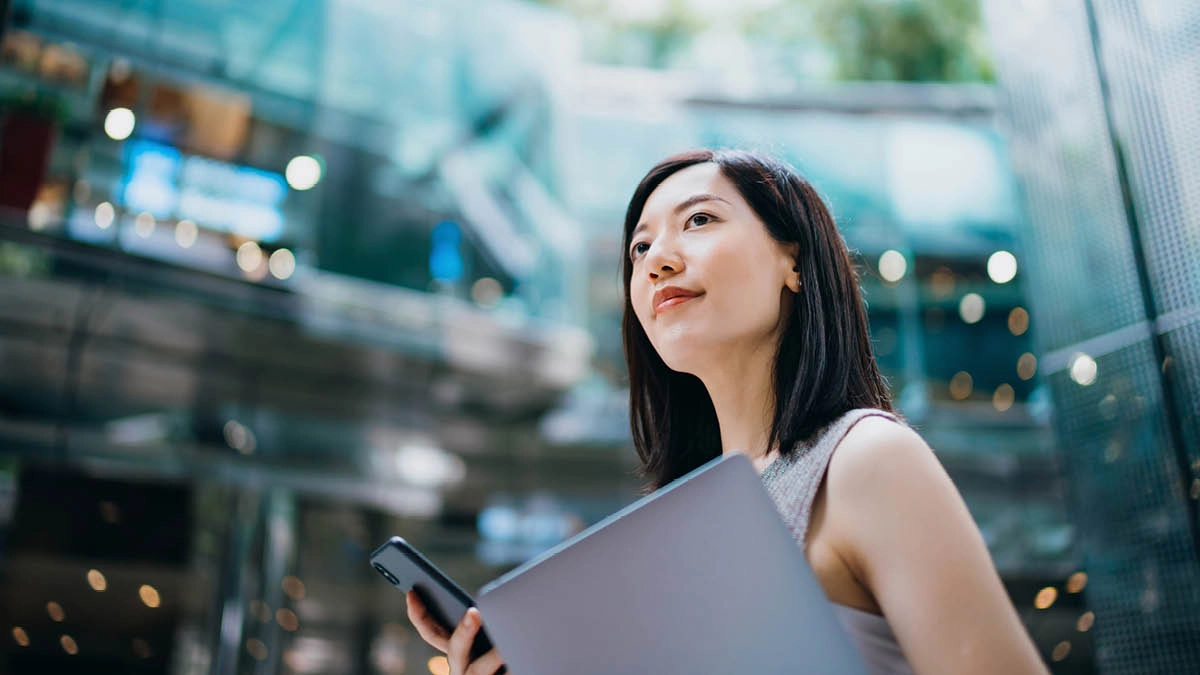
{"left": 528, "top": 0, "right": 993, "bottom": 82}
{"left": 809, "top": 0, "right": 993, "bottom": 81}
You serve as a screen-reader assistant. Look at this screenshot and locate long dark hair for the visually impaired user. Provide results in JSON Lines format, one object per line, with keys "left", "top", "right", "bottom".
{"left": 622, "top": 149, "right": 895, "bottom": 488}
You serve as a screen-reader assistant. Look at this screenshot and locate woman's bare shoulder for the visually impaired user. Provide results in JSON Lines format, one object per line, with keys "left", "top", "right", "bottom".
{"left": 844, "top": 412, "right": 925, "bottom": 447}
{"left": 828, "top": 414, "right": 934, "bottom": 480}
{"left": 820, "top": 413, "right": 947, "bottom": 549}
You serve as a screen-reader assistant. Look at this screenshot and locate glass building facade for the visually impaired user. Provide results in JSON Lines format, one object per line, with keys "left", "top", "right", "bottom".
{"left": 983, "top": 0, "right": 1200, "bottom": 671}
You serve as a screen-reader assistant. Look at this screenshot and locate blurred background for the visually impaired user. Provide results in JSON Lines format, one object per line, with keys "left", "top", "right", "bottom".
{"left": 0, "top": 0, "right": 1197, "bottom": 673}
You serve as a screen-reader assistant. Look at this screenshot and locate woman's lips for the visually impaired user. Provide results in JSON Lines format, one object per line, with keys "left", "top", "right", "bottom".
{"left": 655, "top": 293, "right": 702, "bottom": 315}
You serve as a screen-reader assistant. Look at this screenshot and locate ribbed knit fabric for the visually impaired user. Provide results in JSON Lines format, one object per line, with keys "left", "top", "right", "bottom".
{"left": 759, "top": 407, "right": 915, "bottom": 675}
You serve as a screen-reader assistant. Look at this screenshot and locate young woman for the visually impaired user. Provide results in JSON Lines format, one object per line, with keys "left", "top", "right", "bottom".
{"left": 408, "top": 149, "right": 1049, "bottom": 675}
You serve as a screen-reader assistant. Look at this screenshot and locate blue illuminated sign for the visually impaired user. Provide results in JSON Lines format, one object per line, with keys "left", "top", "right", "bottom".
{"left": 122, "top": 140, "right": 288, "bottom": 242}
{"left": 122, "top": 140, "right": 180, "bottom": 219}
{"left": 430, "top": 220, "right": 464, "bottom": 283}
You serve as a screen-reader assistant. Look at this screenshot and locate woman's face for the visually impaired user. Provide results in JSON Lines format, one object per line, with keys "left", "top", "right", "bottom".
{"left": 629, "top": 162, "right": 800, "bottom": 374}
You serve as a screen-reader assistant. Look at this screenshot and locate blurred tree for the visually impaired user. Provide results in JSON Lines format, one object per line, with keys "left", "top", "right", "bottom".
{"left": 806, "top": 0, "right": 992, "bottom": 81}
{"left": 529, "top": 0, "right": 993, "bottom": 82}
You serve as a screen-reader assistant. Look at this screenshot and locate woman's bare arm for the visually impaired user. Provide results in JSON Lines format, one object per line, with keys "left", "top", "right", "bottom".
{"left": 824, "top": 417, "right": 1049, "bottom": 675}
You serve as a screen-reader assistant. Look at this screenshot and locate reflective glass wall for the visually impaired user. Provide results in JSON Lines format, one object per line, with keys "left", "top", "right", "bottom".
{"left": 3, "top": 0, "right": 582, "bottom": 322}
{"left": 983, "top": 0, "right": 1200, "bottom": 672}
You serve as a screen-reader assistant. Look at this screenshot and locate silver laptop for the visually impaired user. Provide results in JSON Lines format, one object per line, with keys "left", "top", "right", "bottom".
{"left": 477, "top": 452, "right": 869, "bottom": 675}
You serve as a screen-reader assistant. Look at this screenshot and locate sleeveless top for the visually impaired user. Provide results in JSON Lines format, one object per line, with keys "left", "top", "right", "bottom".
{"left": 758, "top": 408, "right": 916, "bottom": 675}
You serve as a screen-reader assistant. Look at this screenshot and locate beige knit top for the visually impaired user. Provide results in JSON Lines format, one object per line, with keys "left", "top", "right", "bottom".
{"left": 759, "top": 407, "right": 916, "bottom": 675}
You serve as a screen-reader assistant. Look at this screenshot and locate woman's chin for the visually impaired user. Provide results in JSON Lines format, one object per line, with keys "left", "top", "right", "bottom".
{"left": 650, "top": 324, "right": 727, "bottom": 370}
{"left": 657, "top": 345, "right": 713, "bottom": 376}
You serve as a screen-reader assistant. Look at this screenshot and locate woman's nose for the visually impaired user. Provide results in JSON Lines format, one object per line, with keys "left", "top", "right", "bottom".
{"left": 645, "top": 242, "right": 684, "bottom": 278}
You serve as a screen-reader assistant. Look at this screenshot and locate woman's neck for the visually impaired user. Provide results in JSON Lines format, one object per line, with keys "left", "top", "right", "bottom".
{"left": 695, "top": 340, "right": 779, "bottom": 471}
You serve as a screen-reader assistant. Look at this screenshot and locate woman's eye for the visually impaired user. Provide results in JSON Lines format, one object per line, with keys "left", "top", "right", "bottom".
{"left": 687, "top": 213, "right": 712, "bottom": 227}
{"left": 630, "top": 242, "right": 650, "bottom": 259}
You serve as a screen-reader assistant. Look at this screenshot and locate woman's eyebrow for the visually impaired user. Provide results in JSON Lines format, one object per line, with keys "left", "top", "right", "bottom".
{"left": 633, "top": 193, "right": 732, "bottom": 238}
{"left": 672, "top": 193, "right": 731, "bottom": 215}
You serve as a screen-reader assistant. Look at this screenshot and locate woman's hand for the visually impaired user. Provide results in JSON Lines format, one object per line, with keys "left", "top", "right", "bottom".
{"left": 406, "top": 590, "right": 508, "bottom": 675}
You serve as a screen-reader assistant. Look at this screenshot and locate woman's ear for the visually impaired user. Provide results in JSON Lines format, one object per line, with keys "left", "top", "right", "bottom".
{"left": 781, "top": 243, "right": 802, "bottom": 293}
{"left": 786, "top": 264, "right": 802, "bottom": 294}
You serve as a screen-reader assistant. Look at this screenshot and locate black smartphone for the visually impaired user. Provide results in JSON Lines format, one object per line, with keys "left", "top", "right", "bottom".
{"left": 370, "top": 536, "right": 498, "bottom": 663}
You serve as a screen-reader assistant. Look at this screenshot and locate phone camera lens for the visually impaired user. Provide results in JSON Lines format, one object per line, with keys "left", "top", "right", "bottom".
{"left": 373, "top": 563, "right": 400, "bottom": 586}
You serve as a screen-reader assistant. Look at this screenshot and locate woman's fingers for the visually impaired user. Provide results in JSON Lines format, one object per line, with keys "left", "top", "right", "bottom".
{"left": 447, "top": 608, "right": 482, "bottom": 674}
{"left": 406, "top": 591, "right": 450, "bottom": 652}
{"left": 408, "top": 596, "right": 505, "bottom": 675}
{"left": 464, "top": 647, "right": 506, "bottom": 675}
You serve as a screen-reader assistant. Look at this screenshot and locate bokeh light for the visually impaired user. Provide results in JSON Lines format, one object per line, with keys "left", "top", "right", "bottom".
{"left": 428, "top": 655, "right": 450, "bottom": 675}
{"left": 286, "top": 155, "right": 322, "bottom": 190}
{"left": 94, "top": 202, "right": 115, "bottom": 229}
{"left": 878, "top": 250, "right": 907, "bottom": 282}
{"left": 1017, "top": 353, "right": 1037, "bottom": 380}
{"left": 139, "top": 584, "right": 161, "bottom": 608}
{"left": 46, "top": 602, "right": 65, "bottom": 622}
{"left": 269, "top": 248, "right": 296, "bottom": 280}
{"left": 246, "top": 638, "right": 268, "bottom": 661}
{"left": 282, "top": 576, "right": 307, "bottom": 601}
{"left": 236, "top": 242, "right": 264, "bottom": 273}
{"left": 987, "top": 250, "right": 1018, "bottom": 283}
{"left": 1035, "top": 586, "right": 1058, "bottom": 610}
{"left": 950, "top": 371, "right": 973, "bottom": 400}
{"left": 1066, "top": 571, "right": 1088, "bottom": 594}
{"left": 60, "top": 634, "right": 78, "bottom": 655}
{"left": 959, "top": 293, "right": 985, "bottom": 324}
{"left": 276, "top": 608, "right": 300, "bottom": 632}
{"left": 223, "top": 420, "right": 257, "bottom": 454}
{"left": 12, "top": 627, "right": 29, "bottom": 647}
{"left": 1007, "top": 307, "right": 1029, "bottom": 335}
{"left": 104, "top": 107, "right": 136, "bottom": 140}
{"left": 1069, "top": 353, "right": 1098, "bottom": 386}
{"left": 87, "top": 569, "right": 107, "bottom": 592}
{"left": 993, "top": 384, "right": 1015, "bottom": 412}
{"left": 175, "top": 220, "right": 198, "bottom": 248}
{"left": 27, "top": 202, "right": 52, "bottom": 231}
{"left": 134, "top": 212, "right": 155, "bottom": 238}
{"left": 471, "top": 277, "right": 503, "bottom": 307}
